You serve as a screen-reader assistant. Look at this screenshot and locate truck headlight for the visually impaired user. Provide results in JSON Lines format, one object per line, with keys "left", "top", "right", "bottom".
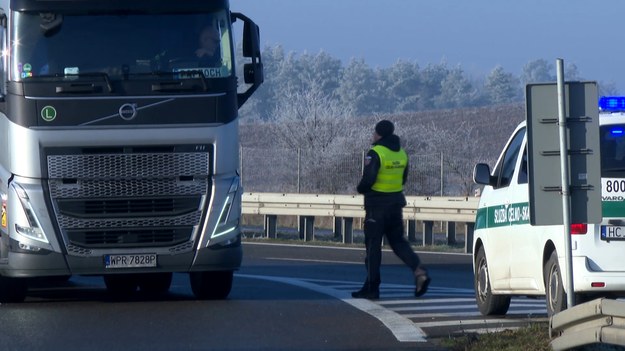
{"left": 211, "top": 176, "right": 239, "bottom": 239}
{"left": 11, "top": 183, "right": 48, "bottom": 244}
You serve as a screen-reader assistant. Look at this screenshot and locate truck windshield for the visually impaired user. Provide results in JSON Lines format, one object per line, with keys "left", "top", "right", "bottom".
{"left": 601, "top": 124, "right": 625, "bottom": 177}
{"left": 11, "top": 10, "right": 233, "bottom": 81}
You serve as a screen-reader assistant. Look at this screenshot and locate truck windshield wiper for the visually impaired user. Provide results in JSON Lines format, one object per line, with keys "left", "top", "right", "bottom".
{"left": 35, "top": 72, "right": 113, "bottom": 93}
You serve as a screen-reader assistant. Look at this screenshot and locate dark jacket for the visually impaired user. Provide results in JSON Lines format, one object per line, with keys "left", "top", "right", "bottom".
{"left": 357, "top": 134, "right": 408, "bottom": 208}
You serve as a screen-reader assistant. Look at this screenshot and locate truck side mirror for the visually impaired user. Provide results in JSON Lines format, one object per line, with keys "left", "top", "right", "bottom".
{"left": 232, "top": 12, "right": 264, "bottom": 108}
{"left": 473, "top": 163, "right": 493, "bottom": 186}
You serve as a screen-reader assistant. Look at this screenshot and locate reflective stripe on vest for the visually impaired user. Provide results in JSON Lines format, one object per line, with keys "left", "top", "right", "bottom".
{"left": 371, "top": 145, "right": 407, "bottom": 193}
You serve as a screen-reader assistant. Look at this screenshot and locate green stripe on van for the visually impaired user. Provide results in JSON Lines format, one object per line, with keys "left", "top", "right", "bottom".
{"left": 603, "top": 200, "right": 625, "bottom": 218}
{"left": 475, "top": 202, "right": 530, "bottom": 230}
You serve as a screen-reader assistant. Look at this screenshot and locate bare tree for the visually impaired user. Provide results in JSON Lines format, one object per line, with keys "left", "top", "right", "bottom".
{"left": 268, "top": 79, "right": 370, "bottom": 193}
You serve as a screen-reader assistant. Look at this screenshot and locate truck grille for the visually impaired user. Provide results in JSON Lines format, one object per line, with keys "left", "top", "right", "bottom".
{"left": 66, "top": 227, "right": 192, "bottom": 248}
{"left": 45, "top": 146, "right": 211, "bottom": 251}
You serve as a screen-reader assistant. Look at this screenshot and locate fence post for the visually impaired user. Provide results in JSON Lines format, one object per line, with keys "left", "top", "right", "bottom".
{"left": 299, "top": 216, "right": 315, "bottom": 241}
{"left": 446, "top": 221, "right": 456, "bottom": 245}
{"left": 297, "top": 148, "right": 301, "bottom": 193}
{"left": 440, "top": 152, "right": 444, "bottom": 196}
{"left": 422, "top": 221, "right": 434, "bottom": 246}
{"left": 406, "top": 220, "right": 417, "bottom": 243}
{"left": 333, "top": 217, "right": 342, "bottom": 240}
{"left": 264, "top": 215, "right": 277, "bottom": 239}
{"left": 239, "top": 146, "right": 243, "bottom": 186}
{"left": 342, "top": 218, "right": 354, "bottom": 244}
{"left": 465, "top": 223, "right": 475, "bottom": 254}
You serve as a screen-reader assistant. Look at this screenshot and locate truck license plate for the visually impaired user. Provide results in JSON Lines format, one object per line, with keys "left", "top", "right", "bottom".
{"left": 601, "top": 226, "right": 625, "bottom": 241}
{"left": 105, "top": 254, "right": 157, "bottom": 269}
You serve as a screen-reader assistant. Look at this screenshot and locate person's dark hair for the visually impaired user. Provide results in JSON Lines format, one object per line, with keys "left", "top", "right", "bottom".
{"left": 375, "top": 120, "right": 394, "bottom": 138}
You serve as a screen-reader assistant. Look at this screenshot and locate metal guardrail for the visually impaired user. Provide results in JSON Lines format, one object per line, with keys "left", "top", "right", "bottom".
{"left": 241, "top": 192, "right": 479, "bottom": 252}
{"left": 550, "top": 298, "right": 625, "bottom": 350}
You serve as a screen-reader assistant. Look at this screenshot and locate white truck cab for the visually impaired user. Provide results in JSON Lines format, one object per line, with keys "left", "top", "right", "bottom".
{"left": 473, "top": 96, "right": 625, "bottom": 317}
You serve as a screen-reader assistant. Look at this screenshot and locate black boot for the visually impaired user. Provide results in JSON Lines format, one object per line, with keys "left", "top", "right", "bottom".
{"left": 351, "top": 287, "right": 379, "bottom": 299}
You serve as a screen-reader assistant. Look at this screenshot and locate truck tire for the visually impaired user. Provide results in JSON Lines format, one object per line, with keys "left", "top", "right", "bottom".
{"left": 138, "top": 273, "right": 172, "bottom": 295}
{"left": 544, "top": 251, "right": 566, "bottom": 317}
{"left": 104, "top": 274, "right": 138, "bottom": 296}
{"left": 475, "top": 247, "right": 511, "bottom": 315}
{"left": 0, "top": 276, "right": 27, "bottom": 303}
{"left": 190, "top": 270, "right": 233, "bottom": 300}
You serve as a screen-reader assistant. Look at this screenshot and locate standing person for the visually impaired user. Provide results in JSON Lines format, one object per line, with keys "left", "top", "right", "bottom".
{"left": 352, "top": 120, "right": 430, "bottom": 299}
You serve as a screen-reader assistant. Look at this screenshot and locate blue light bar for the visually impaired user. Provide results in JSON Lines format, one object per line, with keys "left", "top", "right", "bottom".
{"left": 611, "top": 127, "right": 624, "bottom": 136}
{"left": 600, "top": 96, "right": 625, "bottom": 111}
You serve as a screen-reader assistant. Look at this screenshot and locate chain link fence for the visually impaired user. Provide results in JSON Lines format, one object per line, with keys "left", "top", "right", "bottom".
{"left": 241, "top": 147, "right": 454, "bottom": 196}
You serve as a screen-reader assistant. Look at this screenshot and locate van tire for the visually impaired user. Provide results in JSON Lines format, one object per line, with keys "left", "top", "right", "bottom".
{"left": 544, "top": 251, "right": 566, "bottom": 317}
{"left": 475, "top": 247, "right": 511, "bottom": 315}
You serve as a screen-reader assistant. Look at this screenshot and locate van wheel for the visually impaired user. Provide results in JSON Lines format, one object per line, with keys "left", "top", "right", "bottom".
{"left": 544, "top": 251, "right": 567, "bottom": 317}
{"left": 475, "top": 247, "right": 511, "bottom": 315}
{"left": 190, "top": 271, "right": 233, "bottom": 300}
{"left": 0, "top": 276, "right": 27, "bottom": 303}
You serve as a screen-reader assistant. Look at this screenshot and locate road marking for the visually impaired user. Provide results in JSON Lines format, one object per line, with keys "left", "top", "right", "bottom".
{"left": 265, "top": 257, "right": 362, "bottom": 265}
{"left": 243, "top": 241, "right": 471, "bottom": 256}
{"left": 415, "top": 318, "right": 528, "bottom": 328}
{"left": 236, "top": 273, "right": 427, "bottom": 343}
{"left": 402, "top": 310, "right": 548, "bottom": 319}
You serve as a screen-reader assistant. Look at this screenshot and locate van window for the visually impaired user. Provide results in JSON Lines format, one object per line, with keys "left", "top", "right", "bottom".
{"left": 518, "top": 146, "right": 528, "bottom": 184}
{"left": 493, "top": 128, "right": 526, "bottom": 188}
{"left": 601, "top": 124, "right": 625, "bottom": 178}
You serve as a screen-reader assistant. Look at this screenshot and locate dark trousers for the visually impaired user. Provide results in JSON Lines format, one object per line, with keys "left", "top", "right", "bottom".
{"left": 362, "top": 205, "right": 420, "bottom": 291}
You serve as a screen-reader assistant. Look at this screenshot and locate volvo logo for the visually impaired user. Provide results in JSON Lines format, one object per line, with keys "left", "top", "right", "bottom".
{"left": 119, "top": 103, "right": 138, "bottom": 121}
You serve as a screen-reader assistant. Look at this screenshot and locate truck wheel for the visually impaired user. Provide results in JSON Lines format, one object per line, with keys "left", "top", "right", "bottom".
{"left": 138, "top": 273, "right": 172, "bottom": 295}
{"left": 104, "top": 275, "right": 138, "bottom": 296}
{"left": 475, "top": 247, "right": 511, "bottom": 315}
{"left": 190, "top": 271, "right": 233, "bottom": 300}
{"left": 544, "top": 251, "right": 567, "bottom": 317}
{"left": 0, "top": 276, "right": 27, "bottom": 303}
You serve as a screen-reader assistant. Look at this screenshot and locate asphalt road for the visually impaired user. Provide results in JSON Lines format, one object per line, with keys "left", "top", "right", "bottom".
{"left": 0, "top": 242, "right": 544, "bottom": 350}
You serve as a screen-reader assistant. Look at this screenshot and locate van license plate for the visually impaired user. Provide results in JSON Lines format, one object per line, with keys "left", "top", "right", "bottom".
{"left": 105, "top": 254, "right": 157, "bottom": 269}
{"left": 601, "top": 226, "right": 625, "bottom": 241}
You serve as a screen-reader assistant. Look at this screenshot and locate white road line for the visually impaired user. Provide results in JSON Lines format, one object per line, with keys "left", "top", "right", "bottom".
{"left": 378, "top": 297, "right": 475, "bottom": 305}
{"left": 236, "top": 273, "right": 427, "bottom": 343}
{"left": 402, "top": 309, "right": 547, "bottom": 319}
{"left": 265, "top": 257, "right": 362, "bottom": 265}
{"left": 415, "top": 318, "right": 528, "bottom": 328}
{"left": 391, "top": 302, "right": 545, "bottom": 312}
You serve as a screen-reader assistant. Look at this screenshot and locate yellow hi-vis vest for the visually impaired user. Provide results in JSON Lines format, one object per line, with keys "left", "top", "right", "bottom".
{"left": 371, "top": 145, "right": 408, "bottom": 193}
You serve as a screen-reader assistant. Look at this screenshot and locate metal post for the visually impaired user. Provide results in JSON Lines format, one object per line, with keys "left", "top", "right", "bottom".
{"left": 239, "top": 146, "right": 243, "bottom": 186}
{"left": 440, "top": 152, "right": 444, "bottom": 196}
{"left": 557, "top": 58, "right": 575, "bottom": 310}
{"left": 297, "top": 148, "right": 301, "bottom": 193}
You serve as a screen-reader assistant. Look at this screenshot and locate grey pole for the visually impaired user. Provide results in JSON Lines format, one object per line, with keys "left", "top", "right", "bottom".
{"left": 440, "top": 152, "right": 444, "bottom": 196}
{"left": 297, "top": 148, "right": 301, "bottom": 193}
{"left": 556, "top": 58, "right": 575, "bottom": 310}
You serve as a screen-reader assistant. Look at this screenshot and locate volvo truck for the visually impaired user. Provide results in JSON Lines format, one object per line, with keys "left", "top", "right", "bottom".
{"left": 0, "top": 0, "right": 263, "bottom": 301}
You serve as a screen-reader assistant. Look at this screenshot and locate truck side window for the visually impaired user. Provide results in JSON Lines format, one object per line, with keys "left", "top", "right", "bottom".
{"left": 493, "top": 128, "right": 526, "bottom": 189}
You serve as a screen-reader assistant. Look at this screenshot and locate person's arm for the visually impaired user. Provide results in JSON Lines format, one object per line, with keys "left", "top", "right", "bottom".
{"left": 357, "top": 150, "right": 380, "bottom": 194}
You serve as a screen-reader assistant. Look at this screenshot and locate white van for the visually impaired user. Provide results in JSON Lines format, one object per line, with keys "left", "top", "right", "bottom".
{"left": 473, "top": 96, "right": 625, "bottom": 317}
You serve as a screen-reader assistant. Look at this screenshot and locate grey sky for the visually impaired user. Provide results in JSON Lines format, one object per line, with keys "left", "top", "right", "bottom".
{"left": 232, "top": 0, "right": 624, "bottom": 92}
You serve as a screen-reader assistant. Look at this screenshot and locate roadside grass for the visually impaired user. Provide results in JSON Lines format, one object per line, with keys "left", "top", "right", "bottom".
{"left": 437, "top": 322, "right": 551, "bottom": 351}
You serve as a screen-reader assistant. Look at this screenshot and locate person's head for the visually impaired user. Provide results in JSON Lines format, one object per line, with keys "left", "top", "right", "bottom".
{"left": 198, "top": 25, "right": 220, "bottom": 55}
{"left": 373, "top": 119, "right": 394, "bottom": 142}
